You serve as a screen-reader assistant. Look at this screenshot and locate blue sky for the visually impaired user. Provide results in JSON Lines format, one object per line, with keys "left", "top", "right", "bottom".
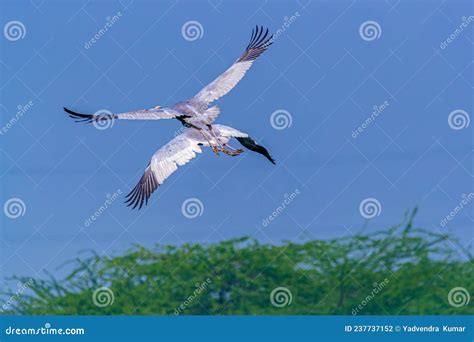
{"left": 0, "top": 0, "right": 472, "bottom": 280}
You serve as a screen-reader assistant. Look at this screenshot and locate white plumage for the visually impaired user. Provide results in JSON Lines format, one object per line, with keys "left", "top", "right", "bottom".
{"left": 125, "top": 126, "right": 258, "bottom": 209}
{"left": 64, "top": 26, "right": 275, "bottom": 209}
{"left": 192, "top": 61, "right": 253, "bottom": 105}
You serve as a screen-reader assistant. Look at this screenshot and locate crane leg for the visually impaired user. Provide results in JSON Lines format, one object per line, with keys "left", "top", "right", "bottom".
{"left": 221, "top": 143, "right": 244, "bottom": 156}
{"left": 198, "top": 130, "right": 219, "bottom": 156}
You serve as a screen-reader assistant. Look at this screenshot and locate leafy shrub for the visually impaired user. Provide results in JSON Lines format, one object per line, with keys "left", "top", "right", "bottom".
{"left": 2, "top": 209, "right": 473, "bottom": 315}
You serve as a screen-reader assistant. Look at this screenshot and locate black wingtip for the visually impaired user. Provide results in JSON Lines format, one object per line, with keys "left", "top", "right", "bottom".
{"left": 261, "top": 149, "right": 276, "bottom": 165}
{"left": 64, "top": 107, "right": 95, "bottom": 123}
{"left": 64, "top": 107, "right": 116, "bottom": 123}
{"left": 238, "top": 25, "right": 273, "bottom": 63}
{"left": 124, "top": 167, "right": 158, "bottom": 210}
{"left": 248, "top": 25, "right": 273, "bottom": 48}
{"left": 236, "top": 136, "right": 275, "bottom": 165}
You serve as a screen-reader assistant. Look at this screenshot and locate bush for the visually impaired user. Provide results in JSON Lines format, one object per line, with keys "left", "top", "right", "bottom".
{"left": 2, "top": 209, "right": 473, "bottom": 315}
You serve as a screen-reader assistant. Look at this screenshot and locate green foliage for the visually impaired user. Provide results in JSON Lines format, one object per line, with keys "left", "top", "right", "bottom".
{"left": 2, "top": 209, "right": 473, "bottom": 315}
